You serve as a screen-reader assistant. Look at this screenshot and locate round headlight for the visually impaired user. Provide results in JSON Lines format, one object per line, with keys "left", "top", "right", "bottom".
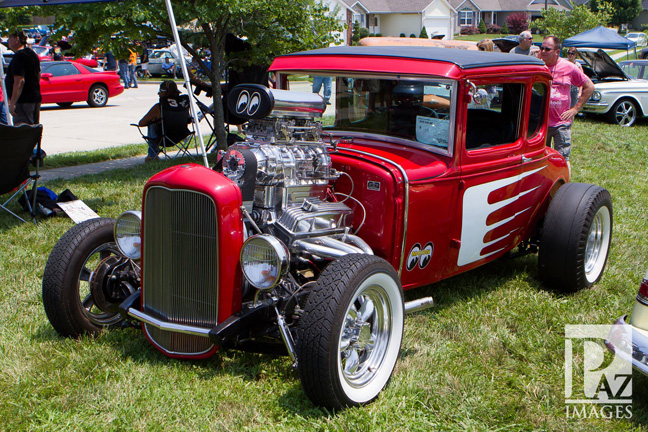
{"left": 591, "top": 91, "right": 602, "bottom": 102}
{"left": 114, "top": 211, "right": 142, "bottom": 259}
{"left": 240, "top": 235, "right": 289, "bottom": 290}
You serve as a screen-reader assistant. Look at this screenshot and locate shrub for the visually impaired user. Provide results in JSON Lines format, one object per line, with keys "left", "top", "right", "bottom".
{"left": 460, "top": 26, "right": 480, "bottom": 35}
{"left": 501, "top": 22, "right": 509, "bottom": 34}
{"left": 478, "top": 19, "right": 487, "bottom": 34}
{"left": 376, "top": 33, "right": 383, "bottom": 37}
{"left": 506, "top": 12, "right": 529, "bottom": 34}
{"left": 400, "top": 32, "right": 406, "bottom": 37}
{"left": 419, "top": 26, "right": 429, "bottom": 38}
{"left": 410, "top": 33, "right": 416, "bottom": 37}
{"left": 487, "top": 23, "right": 501, "bottom": 34}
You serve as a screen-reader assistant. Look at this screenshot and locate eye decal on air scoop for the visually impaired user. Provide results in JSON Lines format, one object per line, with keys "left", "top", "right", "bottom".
{"left": 248, "top": 93, "right": 261, "bottom": 116}
{"left": 235, "top": 91, "right": 250, "bottom": 114}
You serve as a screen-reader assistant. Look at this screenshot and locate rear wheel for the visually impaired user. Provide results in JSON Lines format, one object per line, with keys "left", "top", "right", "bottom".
{"left": 297, "top": 254, "right": 404, "bottom": 409}
{"left": 538, "top": 183, "right": 613, "bottom": 292}
{"left": 88, "top": 85, "right": 108, "bottom": 107}
{"left": 608, "top": 98, "right": 638, "bottom": 126}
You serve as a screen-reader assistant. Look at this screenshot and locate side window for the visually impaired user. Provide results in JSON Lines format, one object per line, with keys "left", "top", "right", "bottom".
{"left": 465, "top": 83, "right": 523, "bottom": 150}
{"left": 46, "top": 63, "right": 79, "bottom": 77}
{"left": 527, "top": 82, "right": 547, "bottom": 139}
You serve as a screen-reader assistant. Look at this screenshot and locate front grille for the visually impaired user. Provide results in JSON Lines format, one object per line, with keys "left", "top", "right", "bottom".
{"left": 142, "top": 186, "right": 219, "bottom": 355}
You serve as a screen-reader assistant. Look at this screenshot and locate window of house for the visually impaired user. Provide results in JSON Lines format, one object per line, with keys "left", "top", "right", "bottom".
{"left": 460, "top": 9, "right": 473, "bottom": 26}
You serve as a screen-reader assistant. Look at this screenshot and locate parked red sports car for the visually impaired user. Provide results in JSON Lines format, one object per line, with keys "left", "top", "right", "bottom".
{"left": 40, "top": 61, "right": 124, "bottom": 107}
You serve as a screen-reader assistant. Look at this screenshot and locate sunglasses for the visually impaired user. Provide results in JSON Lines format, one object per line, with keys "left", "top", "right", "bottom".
{"left": 568, "top": 51, "right": 576, "bottom": 55}
{"left": 539, "top": 47, "right": 555, "bottom": 52}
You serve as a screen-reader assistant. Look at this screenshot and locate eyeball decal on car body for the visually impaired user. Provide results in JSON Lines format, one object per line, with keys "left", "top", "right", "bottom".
{"left": 406, "top": 242, "right": 433, "bottom": 271}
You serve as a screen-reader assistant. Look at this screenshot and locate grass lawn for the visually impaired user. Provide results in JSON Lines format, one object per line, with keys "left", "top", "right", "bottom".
{"left": 1, "top": 117, "right": 648, "bottom": 430}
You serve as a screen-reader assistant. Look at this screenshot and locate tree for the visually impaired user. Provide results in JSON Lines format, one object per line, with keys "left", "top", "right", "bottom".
{"left": 478, "top": 19, "right": 487, "bottom": 34}
{"left": 419, "top": 26, "right": 428, "bottom": 38}
{"left": 535, "top": 3, "right": 613, "bottom": 42}
{"left": 351, "top": 20, "right": 370, "bottom": 45}
{"left": 0, "top": 8, "right": 32, "bottom": 27}
{"left": 590, "top": 0, "right": 640, "bottom": 27}
{"left": 506, "top": 12, "right": 530, "bottom": 34}
{"left": 501, "top": 21, "right": 509, "bottom": 34}
{"left": 36, "top": 0, "right": 341, "bottom": 151}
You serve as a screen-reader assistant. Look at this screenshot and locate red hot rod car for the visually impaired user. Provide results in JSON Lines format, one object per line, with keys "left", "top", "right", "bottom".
{"left": 42, "top": 46, "right": 613, "bottom": 409}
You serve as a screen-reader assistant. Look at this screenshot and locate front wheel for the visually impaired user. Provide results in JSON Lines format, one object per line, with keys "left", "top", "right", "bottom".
{"left": 538, "top": 183, "right": 613, "bottom": 292}
{"left": 88, "top": 85, "right": 108, "bottom": 107}
{"left": 608, "top": 99, "right": 638, "bottom": 126}
{"left": 42, "top": 218, "right": 136, "bottom": 337}
{"left": 297, "top": 254, "right": 404, "bottom": 409}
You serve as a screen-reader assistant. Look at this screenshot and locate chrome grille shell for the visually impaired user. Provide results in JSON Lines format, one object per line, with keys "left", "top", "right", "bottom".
{"left": 142, "top": 186, "right": 219, "bottom": 356}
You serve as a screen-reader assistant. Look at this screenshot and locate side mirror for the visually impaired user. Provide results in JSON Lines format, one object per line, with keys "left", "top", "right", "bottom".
{"left": 41, "top": 73, "right": 53, "bottom": 79}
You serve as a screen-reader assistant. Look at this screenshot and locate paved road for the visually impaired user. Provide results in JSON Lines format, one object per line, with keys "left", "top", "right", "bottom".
{"left": 39, "top": 81, "right": 213, "bottom": 155}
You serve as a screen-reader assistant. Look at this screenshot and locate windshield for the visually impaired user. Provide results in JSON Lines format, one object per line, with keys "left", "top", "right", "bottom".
{"left": 32, "top": 46, "right": 49, "bottom": 56}
{"left": 150, "top": 51, "right": 167, "bottom": 59}
{"left": 280, "top": 73, "right": 455, "bottom": 153}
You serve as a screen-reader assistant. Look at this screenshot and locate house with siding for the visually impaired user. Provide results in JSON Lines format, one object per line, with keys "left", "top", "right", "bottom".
{"left": 338, "top": 0, "right": 458, "bottom": 40}
{"left": 447, "top": 0, "right": 572, "bottom": 33}
{"left": 322, "top": 0, "right": 573, "bottom": 43}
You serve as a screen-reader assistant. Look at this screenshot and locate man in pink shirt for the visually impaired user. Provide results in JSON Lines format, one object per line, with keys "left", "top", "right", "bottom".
{"left": 539, "top": 36, "right": 594, "bottom": 162}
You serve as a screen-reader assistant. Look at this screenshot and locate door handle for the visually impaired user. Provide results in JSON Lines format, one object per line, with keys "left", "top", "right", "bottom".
{"left": 521, "top": 155, "right": 532, "bottom": 163}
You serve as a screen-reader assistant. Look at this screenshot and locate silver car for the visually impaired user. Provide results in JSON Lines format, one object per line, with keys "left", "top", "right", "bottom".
{"left": 147, "top": 49, "right": 191, "bottom": 77}
{"left": 581, "top": 49, "right": 648, "bottom": 126}
{"left": 606, "top": 269, "right": 648, "bottom": 376}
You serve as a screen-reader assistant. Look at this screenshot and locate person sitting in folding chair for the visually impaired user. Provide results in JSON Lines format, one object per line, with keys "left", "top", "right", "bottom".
{"left": 135, "top": 80, "right": 194, "bottom": 162}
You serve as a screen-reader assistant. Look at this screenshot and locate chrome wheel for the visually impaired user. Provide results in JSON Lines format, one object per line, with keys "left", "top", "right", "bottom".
{"left": 584, "top": 206, "right": 612, "bottom": 283}
{"left": 339, "top": 278, "right": 394, "bottom": 389}
{"left": 297, "top": 254, "right": 404, "bottom": 409}
{"left": 613, "top": 100, "right": 637, "bottom": 126}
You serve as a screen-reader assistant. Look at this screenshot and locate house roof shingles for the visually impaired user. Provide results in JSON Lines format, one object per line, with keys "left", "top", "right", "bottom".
{"left": 340, "top": 0, "right": 437, "bottom": 13}
{"left": 342, "top": 0, "right": 571, "bottom": 13}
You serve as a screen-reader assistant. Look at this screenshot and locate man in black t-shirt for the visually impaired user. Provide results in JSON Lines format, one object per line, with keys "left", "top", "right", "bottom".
{"left": 6, "top": 29, "right": 41, "bottom": 125}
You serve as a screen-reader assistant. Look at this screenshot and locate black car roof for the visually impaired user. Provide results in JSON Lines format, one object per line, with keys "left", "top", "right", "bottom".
{"left": 283, "top": 46, "right": 545, "bottom": 70}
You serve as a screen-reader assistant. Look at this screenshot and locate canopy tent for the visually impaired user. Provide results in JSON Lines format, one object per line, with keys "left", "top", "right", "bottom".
{"left": 0, "top": 0, "right": 209, "bottom": 167}
{"left": 563, "top": 26, "right": 636, "bottom": 59}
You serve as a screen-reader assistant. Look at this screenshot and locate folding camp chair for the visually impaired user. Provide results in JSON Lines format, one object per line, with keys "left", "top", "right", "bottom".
{"left": 0, "top": 123, "right": 43, "bottom": 223}
{"left": 132, "top": 94, "right": 196, "bottom": 160}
